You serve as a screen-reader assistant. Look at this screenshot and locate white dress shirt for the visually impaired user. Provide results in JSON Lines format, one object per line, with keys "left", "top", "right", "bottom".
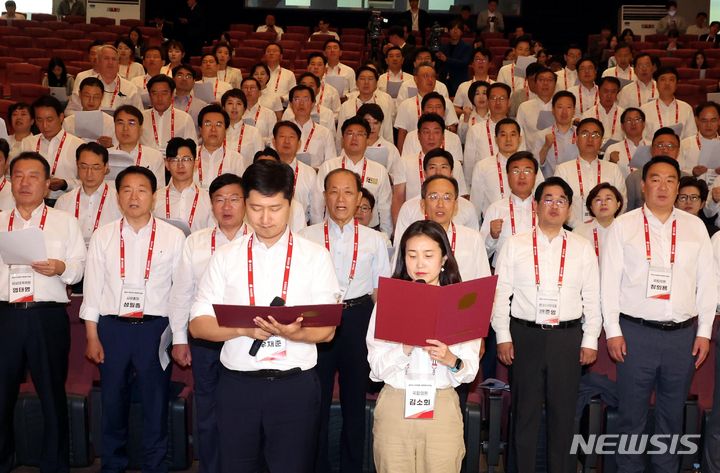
{"left": 492, "top": 228, "right": 602, "bottom": 349}
{"left": 217, "top": 66, "right": 243, "bottom": 89}
{"left": 367, "top": 138, "right": 404, "bottom": 186}
{"left": 80, "top": 217, "right": 185, "bottom": 322}
{"left": 603, "top": 138, "right": 646, "bottom": 179}
{"left": 153, "top": 181, "right": 214, "bottom": 232}
{"left": 554, "top": 157, "right": 627, "bottom": 228}
{"left": 496, "top": 63, "right": 528, "bottom": 94}
{"left": 54, "top": 183, "right": 122, "bottom": 245}
{"left": 336, "top": 92, "right": 396, "bottom": 148}
{"left": 568, "top": 84, "right": 599, "bottom": 117}
{"left": 399, "top": 151, "right": 469, "bottom": 202}
{"left": 0, "top": 204, "right": 86, "bottom": 302}
{"left": 118, "top": 62, "right": 145, "bottom": 81}
{"left": 259, "top": 86, "right": 284, "bottom": 113}
{"left": 21, "top": 131, "right": 83, "bottom": 198}
{"left": 193, "top": 145, "right": 246, "bottom": 190}
{"left": 367, "top": 302, "right": 482, "bottom": 388}
{"left": 464, "top": 117, "right": 528, "bottom": 185}
{"left": 377, "top": 71, "right": 415, "bottom": 97}
{"left": 601, "top": 206, "right": 717, "bottom": 340}
{"left": 198, "top": 77, "right": 232, "bottom": 103}
{"left": 602, "top": 66, "right": 636, "bottom": 82}
{"left": 448, "top": 223, "right": 491, "bottom": 281}
{"left": 528, "top": 124, "right": 577, "bottom": 177}
{"left": 313, "top": 155, "right": 393, "bottom": 235}
{"left": 480, "top": 193, "right": 536, "bottom": 266}
{"left": 396, "top": 80, "right": 449, "bottom": 103}
{"left": 285, "top": 158, "right": 316, "bottom": 223}
{"left": 140, "top": 107, "right": 198, "bottom": 153}
{"left": 393, "top": 196, "right": 478, "bottom": 243}
{"left": 267, "top": 65, "right": 296, "bottom": 99}
{"left": 0, "top": 178, "right": 14, "bottom": 211}
{"left": 173, "top": 95, "right": 208, "bottom": 131}
{"left": 453, "top": 77, "right": 495, "bottom": 110}
{"left": 516, "top": 97, "right": 553, "bottom": 138}
{"left": 555, "top": 68, "right": 578, "bottom": 91}
{"left": 618, "top": 79, "right": 658, "bottom": 110}
{"left": 299, "top": 219, "right": 391, "bottom": 300}
{"left": 325, "top": 63, "right": 356, "bottom": 97}
{"left": 573, "top": 219, "right": 612, "bottom": 261}
{"left": 67, "top": 75, "right": 143, "bottom": 114}
{"left": 109, "top": 144, "right": 166, "bottom": 188}
{"left": 226, "top": 122, "right": 264, "bottom": 168}
{"left": 190, "top": 228, "right": 340, "bottom": 371}
{"left": 255, "top": 24, "right": 284, "bottom": 39}
{"left": 394, "top": 95, "right": 459, "bottom": 132}
{"left": 283, "top": 105, "right": 335, "bottom": 135}
{"left": 63, "top": 112, "right": 117, "bottom": 145}
{"left": 169, "top": 225, "right": 246, "bottom": 344}
{"left": 641, "top": 98, "right": 697, "bottom": 141}
{"left": 679, "top": 133, "right": 719, "bottom": 179}
{"left": 402, "top": 129, "right": 465, "bottom": 169}
{"left": 243, "top": 103, "right": 277, "bottom": 145}
{"left": 582, "top": 103, "right": 625, "bottom": 145}
{"left": 470, "top": 152, "right": 544, "bottom": 218}
{"left": 292, "top": 120, "right": 337, "bottom": 168}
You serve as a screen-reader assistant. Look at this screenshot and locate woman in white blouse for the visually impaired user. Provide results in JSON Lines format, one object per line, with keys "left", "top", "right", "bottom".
{"left": 366, "top": 220, "right": 482, "bottom": 473}
{"left": 458, "top": 80, "right": 490, "bottom": 143}
{"left": 573, "top": 182, "right": 623, "bottom": 259}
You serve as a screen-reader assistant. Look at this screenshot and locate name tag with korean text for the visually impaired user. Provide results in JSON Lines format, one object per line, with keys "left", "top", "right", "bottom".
{"left": 646, "top": 266, "right": 672, "bottom": 300}
{"left": 119, "top": 283, "right": 146, "bottom": 318}
{"left": 404, "top": 374, "right": 436, "bottom": 419}
{"left": 255, "top": 335, "right": 287, "bottom": 361}
{"left": 9, "top": 266, "right": 34, "bottom": 303}
{"left": 535, "top": 288, "right": 561, "bottom": 325}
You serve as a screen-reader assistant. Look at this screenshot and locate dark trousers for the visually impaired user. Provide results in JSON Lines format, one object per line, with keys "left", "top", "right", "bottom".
{"left": 509, "top": 319, "right": 582, "bottom": 473}
{"left": 217, "top": 367, "right": 321, "bottom": 473}
{"left": 704, "top": 325, "right": 720, "bottom": 473}
{"left": 614, "top": 318, "right": 696, "bottom": 473}
{"left": 97, "top": 316, "right": 171, "bottom": 473}
{"left": 315, "top": 298, "right": 373, "bottom": 473}
{"left": 189, "top": 338, "right": 222, "bottom": 473}
{"left": 0, "top": 306, "right": 69, "bottom": 473}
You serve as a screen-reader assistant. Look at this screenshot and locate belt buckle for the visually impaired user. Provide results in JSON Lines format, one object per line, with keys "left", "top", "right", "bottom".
{"left": 540, "top": 323, "right": 556, "bottom": 330}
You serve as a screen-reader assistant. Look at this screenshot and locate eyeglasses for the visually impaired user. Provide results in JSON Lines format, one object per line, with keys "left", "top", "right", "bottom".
{"left": 292, "top": 96, "right": 312, "bottom": 103}
{"left": 174, "top": 73, "right": 195, "bottom": 80}
{"left": 699, "top": 118, "right": 719, "bottom": 124}
{"left": 579, "top": 131, "right": 603, "bottom": 139}
{"left": 624, "top": 117, "right": 644, "bottom": 125}
{"left": 344, "top": 131, "right": 367, "bottom": 139}
{"left": 166, "top": 156, "right": 195, "bottom": 164}
{"left": 115, "top": 119, "right": 138, "bottom": 127}
{"left": 542, "top": 198, "right": 569, "bottom": 208}
{"left": 676, "top": 194, "right": 701, "bottom": 203}
{"left": 426, "top": 192, "right": 456, "bottom": 202}
{"left": 654, "top": 142, "right": 678, "bottom": 150}
{"left": 202, "top": 120, "right": 225, "bottom": 128}
{"left": 488, "top": 96, "right": 507, "bottom": 102}
{"left": 592, "top": 197, "right": 617, "bottom": 205}
{"left": 357, "top": 205, "right": 372, "bottom": 212}
{"left": 509, "top": 168, "right": 535, "bottom": 176}
{"left": 212, "top": 196, "right": 244, "bottom": 206}
{"left": 78, "top": 164, "right": 105, "bottom": 172}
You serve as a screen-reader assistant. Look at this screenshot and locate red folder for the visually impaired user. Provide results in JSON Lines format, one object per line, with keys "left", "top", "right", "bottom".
{"left": 213, "top": 303, "right": 343, "bottom": 328}
{"left": 374, "top": 276, "right": 498, "bottom": 346}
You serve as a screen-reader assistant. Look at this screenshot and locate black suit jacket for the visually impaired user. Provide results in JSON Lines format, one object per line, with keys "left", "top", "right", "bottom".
{"left": 397, "top": 9, "right": 431, "bottom": 42}
{"left": 699, "top": 34, "right": 720, "bottom": 47}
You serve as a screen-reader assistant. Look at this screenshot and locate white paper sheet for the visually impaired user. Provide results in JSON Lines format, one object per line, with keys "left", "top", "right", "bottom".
{"left": 0, "top": 227, "right": 48, "bottom": 265}
{"left": 74, "top": 110, "right": 105, "bottom": 140}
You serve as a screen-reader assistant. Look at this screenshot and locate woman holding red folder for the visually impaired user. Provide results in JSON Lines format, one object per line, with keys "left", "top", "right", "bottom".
{"left": 366, "top": 220, "right": 482, "bottom": 473}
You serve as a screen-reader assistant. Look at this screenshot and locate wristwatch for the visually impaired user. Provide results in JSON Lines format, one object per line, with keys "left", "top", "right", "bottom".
{"left": 449, "top": 357, "right": 462, "bottom": 373}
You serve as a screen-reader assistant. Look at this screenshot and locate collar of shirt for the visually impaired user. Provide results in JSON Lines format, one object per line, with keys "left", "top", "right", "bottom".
{"left": 12, "top": 203, "right": 45, "bottom": 228}
{"left": 327, "top": 217, "right": 355, "bottom": 238}
{"left": 340, "top": 151, "right": 367, "bottom": 170}
{"left": 596, "top": 103, "right": 617, "bottom": 117}
{"left": 638, "top": 79, "right": 655, "bottom": 90}
{"left": 579, "top": 156, "right": 600, "bottom": 167}
{"left": 80, "top": 184, "right": 106, "bottom": 200}
{"left": 294, "top": 119, "right": 315, "bottom": 133}
{"left": 168, "top": 180, "right": 196, "bottom": 197}
{"left": 202, "top": 145, "right": 226, "bottom": 160}
{"left": 101, "top": 75, "right": 120, "bottom": 91}
{"left": 537, "top": 227, "right": 567, "bottom": 246}
{"left": 252, "top": 225, "right": 290, "bottom": 253}
{"left": 40, "top": 130, "right": 63, "bottom": 145}
{"left": 658, "top": 98, "right": 678, "bottom": 110}
{"left": 642, "top": 204, "right": 677, "bottom": 228}
{"left": 510, "top": 193, "right": 534, "bottom": 207}
{"left": 121, "top": 215, "right": 155, "bottom": 239}
{"left": 580, "top": 84, "right": 597, "bottom": 94}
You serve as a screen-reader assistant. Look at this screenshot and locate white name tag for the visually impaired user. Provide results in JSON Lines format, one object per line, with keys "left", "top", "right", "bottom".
{"left": 9, "top": 266, "right": 34, "bottom": 303}
{"left": 646, "top": 266, "right": 672, "bottom": 300}
{"left": 405, "top": 374, "right": 436, "bottom": 419}
{"left": 255, "top": 335, "right": 287, "bottom": 361}
{"left": 119, "top": 283, "right": 146, "bottom": 318}
{"left": 704, "top": 169, "right": 717, "bottom": 187}
{"left": 583, "top": 206, "right": 592, "bottom": 223}
{"left": 535, "top": 288, "right": 561, "bottom": 325}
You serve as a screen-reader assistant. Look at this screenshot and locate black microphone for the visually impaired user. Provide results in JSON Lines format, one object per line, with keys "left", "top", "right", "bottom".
{"left": 249, "top": 296, "right": 285, "bottom": 356}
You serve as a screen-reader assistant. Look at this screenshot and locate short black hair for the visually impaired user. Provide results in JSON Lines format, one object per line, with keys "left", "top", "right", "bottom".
{"left": 678, "top": 175, "right": 709, "bottom": 202}
{"left": 172, "top": 64, "right": 197, "bottom": 79}
{"left": 114, "top": 104, "right": 144, "bottom": 125}
{"left": 355, "top": 65, "right": 379, "bottom": 81}
{"left": 32, "top": 95, "right": 64, "bottom": 116}
{"left": 76, "top": 142, "right": 109, "bottom": 164}
{"left": 8, "top": 102, "right": 32, "bottom": 120}
{"left": 417, "top": 112, "right": 445, "bottom": 131}
{"left": 577, "top": 117, "right": 605, "bottom": 137}
{"left": 209, "top": 173, "right": 243, "bottom": 199}
{"left": 487, "top": 82, "right": 511, "bottom": 98}
{"left": 198, "top": 104, "right": 230, "bottom": 129}
{"left": 264, "top": 42, "right": 283, "bottom": 55}
{"left": 166, "top": 137, "right": 197, "bottom": 158}
{"left": 654, "top": 65, "right": 678, "bottom": 81}
{"left": 694, "top": 101, "right": 720, "bottom": 117}
{"left": 614, "top": 42, "right": 632, "bottom": 53}
{"left": 221, "top": 88, "right": 248, "bottom": 108}
{"left": 10, "top": 151, "right": 50, "bottom": 178}
{"left": 0, "top": 139, "right": 9, "bottom": 160}
{"left": 387, "top": 25, "right": 405, "bottom": 38}
{"left": 598, "top": 76, "right": 621, "bottom": 90}
{"left": 495, "top": 117, "right": 521, "bottom": 136}
{"left": 577, "top": 57, "right": 597, "bottom": 71}
{"left": 468, "top": 81, "right": 491, "bottom": 104}
{"left": 147, "top": 74, "right": 176, "bottom": 93}
{"left": 513, "top": 35, "right": 532, "bottom": 48}
{"left": 506, "top": 151, "right": 538, "bottom": 173}
{"left": 421, "top": 174, "right": 459, "bottom": 198}
{"left": 534, "top": 176, "right": 573, "bottom": 205}
{"left": 212, "top": 41, "right": 234, "bottom": 57}
{"left": 473, "top": 47, "right": 492, "bottom": 62}
{"left": 421, "top": 92, "right": 446, "bottom": 111}
{"left": 115, "top": 165, "right": 158, "bottom": 194}
{"left": 586, "top": 182, "right": 624, "bottom": 218}
{"left": 242, "top": 159, "right": 295, "bottom": 202}
{"left": 306, "top": 52, "right": 328, "bottom": 65}
{"left": 272, "top": 120, "right": 302, "bottom": 139}
{"left": 324, "top": 168, "right": 363, "bottom": 192}
{"left": 253, "top": 147, "right": 280, "bottom": 163}
{"left": 323, "top": 38, "right": 342, "bottom": 50}
{"left": 297, "top": 72, "right": 321, "bottom": 88}
{"left": 652, "top": 127, "right": 680, "bottom": 144}
{"left": 289, "top": 84, "right": 316, "bottom": 103}
{"left": 423, "top": 148, "right": 453, "bottom": 171}
{"left": 357, "top": 103, "right": 384, "bottom": 122}
{"left": 340, "top": 116, "right": 370, "bottom": 136}
{"left": 620, "top": 107, "right": 645, "bottom": 122}
{"left": 642, "top": 155, "right": 680, "bottom": 181}
{"left": 552, "top": 90, "right": 576, "bottom": 107}
{"left": 79, "top": 76, "right": 104, "bottom": 93}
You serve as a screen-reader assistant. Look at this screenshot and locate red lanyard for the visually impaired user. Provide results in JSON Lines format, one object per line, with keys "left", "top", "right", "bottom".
{"left": 109, "top": 78, "right": 120, "bottom": 108}
{"left": 615, "top": 67, "right": 632, "bottom": 80}
{"left": 316, "top": 84, "right": 326, "bottom": 113}
{"left": 486, "top": 120, "right": 495, "bottom": 156}
{"left": 579, "top": 86, "right": 598, "bottom": 113}
{"left": 8, "top": 205, "right": 47, "bottom": 231}
{"left": 36, "top": 131, "right": 67, "bottom": 175}
{"left": 213, "top": 77, "right": 219, "bottom": 100}
{"left": 197, "top": 145, "right": 226, "bottom": 186}
{"left": 166, "top": 185, "right": 200, "bottom": 227}
{"left": 273, "top": 69, "right": 282, "bottom": 93}
{"left": 342, "top": 157, "right": 367, "bottom": 184}
{"left": 596, "top": 107, "right": 618, "bottom": 136}
{"left": 624, "top": 139, "right": 632, "bottom": 162}
{"left": 656, "top": 100, "right": 679, "bottom": 127}
{"left": 218, "top": 68, "right": 227, "bottom": 82}
{"left": 292, "top": 161, "right": 299, "bottom": 189}
{"left": 125, "top": 63, "right": 131, "bottom": 78}
{"left": 593, "top": 227, "right": 600, "bottom": 258}
{"left": 532, "top": 227, "right": 567, "bottom": 287}
{"left": 211, "top": 225, "right": 247, "bottom": 255}
{"left": 0, "top": 178, "right": 6, "bottom": 194}
{"left": 236, "top": 123, "right": 246, "bottom": 152}
{"left": 247, "top": 232, "right": 293, "bottom": 305}
{"left": 449, "top": 221, "right": 456, "bottom": 253}
{"left": 418, "top": 152, "right": 425, "bottom": 184}
{"left": 552, "top": 127, "right": 576, "bottom": 162}
{"left": 576, "top": 158, "right": 601, "bottom": 199}
{"left": 184, "top": 95, "right": 193, "bottom": 113}
{"left": 253, "top": 105, "right": 261, "bottom": 125}
{"left": 135, "top": 144, "right": 143, "bottom": 165}
{"left": 495, "top": 156, "right": 505, "bottom": 198}
{"left": 324, "top": 218, "right": 360, "bottom": 280}
{"left": 636, "top": 81, "right": 656, "bottom": 107}
{"left": 75, "top": 183, "right": 109, "bottom": 232}
{"left": 509, "top": 198, "right": 536, "bottom": 235}
{"left": 303, "top": 123, "right": 316, "bottom": 153}
{"left": 415, "top": 95, "right": 421, "bottom": 118}
{"left": 119, "top": 218, "right": 157, "bottom": 281}
{"left": 151, "top": 108, "right": 175, "bottom": 148}
{"left": 642, "top": 209, "right": 676, "bottom": 265}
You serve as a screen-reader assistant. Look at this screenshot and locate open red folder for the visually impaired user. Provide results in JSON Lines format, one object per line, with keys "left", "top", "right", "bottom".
{"left": 374, "top": 276, "right": 498, "bottom": 346}
{"left": 213, "top": 303, "right": 343, "bottom": 328}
